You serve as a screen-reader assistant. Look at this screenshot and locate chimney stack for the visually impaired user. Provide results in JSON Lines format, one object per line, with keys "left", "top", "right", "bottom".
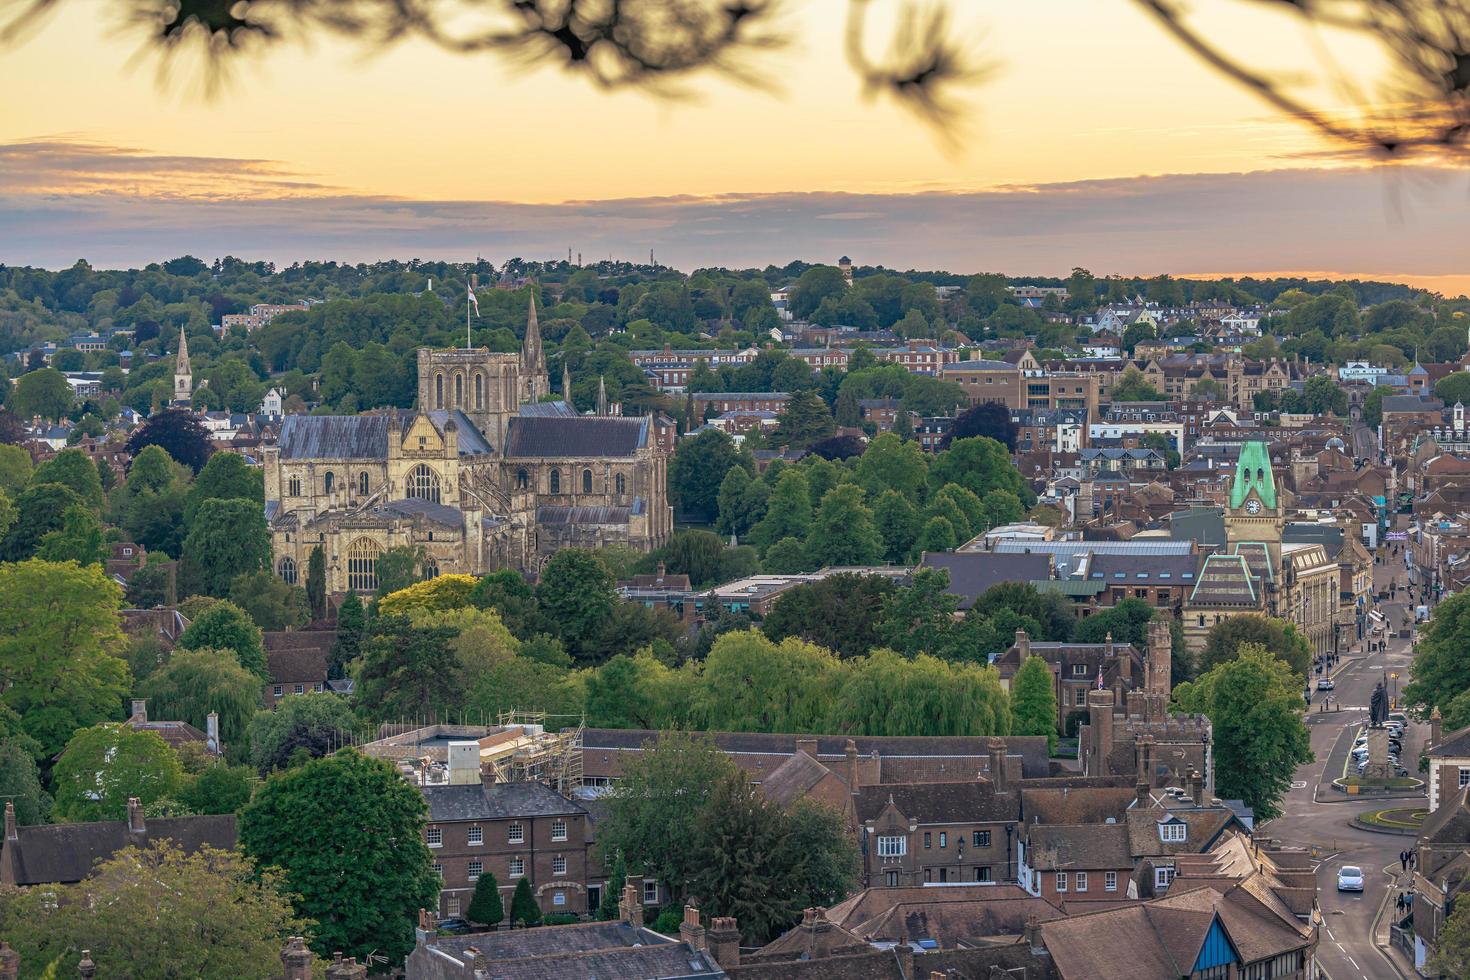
{"left": 126, "top": 797, "right": 145, "bottom": 837}
{"left": 679, "top": 906, "right": 707, "bottom": 950}
{"left": 1024, "top": 914, "right": 1043, "bottom": 952}
{"left": 844, "top": 739, "right": 859, "bottom": 794}
{"left": 1188, "top": 769, "right": 1204, "bottom": 804}
{"left": 206, "top": 711, "right": 220, "bottom": 756}
{"left": 987, "top": 737, "right": 1008, "bottom": 794}
{"left": 325, "top": 952, "right": 369, "bottom": 980}
{"left": 1136, "top": 781, "right": 1151, "bottom": 807}
{"left": 281, "top": 938, "right": 313, "bottom": 980}
{"left": 1014, "top": 630, "right": 1030, "bottom": 660}
{"left": 1431, "top": 706, "right": 1443, "bottom": 749}
{"left": 795, "top": 737, "right": 818, "bottom": 760}
{"left": 620, "top": 877, "right": 643, "bottom": 926}
{"left": 1147, "top": 619, "right": 1172, "bottom": 697}
{"left": 0, "top": 941, "right": 19, "bottom": 980}
{"left": 130, "top": 699, "right": 146, "bottom": 722}
{"left": 4, "top": 802, "right": 16, "bottom": 843}
{"left": 77, "top": 952, "right": 96, "bottom": 980}
{"left": 707, "top": 917, "right": 741, "bottom": 969}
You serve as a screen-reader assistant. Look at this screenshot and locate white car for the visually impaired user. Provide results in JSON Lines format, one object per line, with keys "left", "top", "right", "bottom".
{"left": 1338, "top": 866, "right": 1365, "bottom": 892}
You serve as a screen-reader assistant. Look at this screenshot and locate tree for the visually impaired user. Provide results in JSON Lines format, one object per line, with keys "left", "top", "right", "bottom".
{"left": 184, "top": 449, "right": 263, "bottom": 526}
{"left": 35, "top": 502, "right": 107, "bottom": 565}
{"left": 750, "top": 468, "right": 812, "bottom": 553}
{"left": 763, "top": 535, "right": 814, "bottom": 573}
{"left": 229, "top": 570, "right": 311, "bottom": 631}
{"left": 468, "top": 569, "right": 543, "bottom": 638}
{"left": 355, "top": 614, "right": 462, "bottom": 722}
{"left": 777, "top": 799, "right": 861, "bottom": 915}
{"left": 829, "top": 648, "right": 1011, "bottom": 736}
{"left": 378, "top": 574, "right": 479, "bottom": 616}
{"left": 598, "top": 853, "right": 628, "bottom": 920}
{"left": 929, "top": 436, "right": 1029, "bottom": 502}
{"left": 972, "top": 582, "right": 1074, "bottom": 641}
{"left": 537, "top": 549, "right": 618, "bottom": 664}
{"left": 0, "top": 841, "right": 316, "bottom": 980}
{"left": 917, "top": 514, "right": 957, "bottom": 552}
{"left": 1073, "top": 597, "right": 1156, "bottom": 648}
{"left": 716, "top": 465, "right": 756, "bottom": 537}
{"left": 112, "top": 444, "right": 190, "bottom": 558}
{"left": 239, "top": 750, "right": 440, "bottom": 962}
{"left": 1300, "top": 374, "right": 1348, "bottom": 415}
{"left": 0, "top": 559, "right": 131, "bottom": 757}
{"left": 1122, "top": 321, "right": 1156, "bottom": 354}
{"left": 181, "top": 498, "right": 270, "bottom": 597}
{"left": 1111, "top": 367, "right": 1163, "bottom": 401}
{"left": 943, "top": 401, "right": 1018, "bottom": 450}
{"left": 1434, "top": 372, "right": 1470, "bottom": 408}
{"left": 1405, "top": 589, "right": 1470, "bottom": 715}
{"left": 509, "top": 877, "right": 542, "bottom": 927}
{"left": 0, "top": 739, "right": 51, "bottom": 825}
{"left": 669, "top": 429, "right": 743, "bottom": 523}
{"left": 872, "top": 489, "right": 920, "bottom": 563}
{"left": 878, "top": 567, "right": 966, "bottom": 658}
{"left": 246, "top": 692, "right": 360, "bottom": 773}
{"left": 0, "top": 443, "right": 32, "bottom": 496}
{"left": 1431, "top": 900, "right": 1470, "bottom": 979}
{"left": 31, "top": 447, "right": 105, "bottom": 510}
{"left": 696, "top": 631, "right": 839, "bottom": 732}
{"left": 1172, "top": 645, "right": 1312, "bottom": 822}
{"left": 1361, "top": 384, "right": 1395, "bottom": 428}
{"left": 689, "top": 770, "right": 797, "bottom": 944}
{"left": 0, "top": 481, "right": 83, "bottom": 561}
{"left": 1200, "top": 615, "right": 1311, "bottom": 677}
{"left": 1009, "top": 655, "right": 1058, "bottom": 752}
{"left": 10, "top": 367, "right": 73, "bottom": 420}
{"left": 853, "top": 432, "right": 928, "bottom": 499}
{"left": 467, "top": 870, "right": 505, "bottom": 927}
{"left": 178, "top": 760, "right": 256, "bottom": 814}
{"left": 773, "top": 391, "right": 835, "bottom": 450}
{"left": 787, "top": 266, "right": 848, "bottom": 319}
{"left": 178, "top": 600, "right": 268, "bottom": 678}
{"left": 304, "top": 545, "right": 328, "bottom": 619}
{"left": 126, "top": 409, "right": 212, "bottom": 472}
{"left": 805, "top": 484, "right": 884, "bottom": 567}
{"left": 761, "top": 572, "right": 896, "bottom": 659}
{"left": 597, "top": 732, "right": 738, "bottom": 900}
{"left": 52, "top": 725, "right": 185, "bottom": 822}
{"left": 138, "top": 646, "right": 262, "bottom": 751}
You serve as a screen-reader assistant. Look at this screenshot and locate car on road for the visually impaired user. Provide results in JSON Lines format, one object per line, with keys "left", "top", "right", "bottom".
{"left": 1317, "top": 679, "right": 1335, "bottom": 691}
{"left": 1337, "top": 866, "right": 1365, "bottom": 892}
{"left": 436, "top": 918, "right": 474, "bottom": 935}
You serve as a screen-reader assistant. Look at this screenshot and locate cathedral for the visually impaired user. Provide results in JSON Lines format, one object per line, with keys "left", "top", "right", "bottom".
{"left": 261, "top": 299, "right": 673, "bottom": 594}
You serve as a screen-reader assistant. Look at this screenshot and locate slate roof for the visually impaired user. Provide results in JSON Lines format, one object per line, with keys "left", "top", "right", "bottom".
{"left": 1020, "top": 787, "right": 1137, "bottom": 826}
{"left": 421, "top": 781, "right": 586, "bottom": 822}
{"left": 1187, "top": 554, "right": 1259, "bottom": 607}
{"left": 1024, "top": 822, "right": 1134, "bottom": 870}
{"left": 1382, "top": 395, "right": 1442, "bottom": 414}
{"left": 1087, "top": 553, "right": 1198, "bottom": 585}
{"left": 278, "top": 410, "right": 491, "bottom": 459}
{"left": 919, "top": 551, "right": 1053, "bottom": 608}
{"left": 536, "top": 504, "right": 635, "bottom": 525}
{"left": 0, "top": 814, "right": 237, "bottom": 886}
{"left": 1426, "top": 723, "right": 1470, "bottom": 759}
{"left": 375, "top": 497, "right": 467, "bottom": 527}
{"left": 474, "top": 943, "right": 723, "bottom": 979}
{"left": 758, "top": 751, "right": 834, "bottom": 807}
{"left": 504, "top": 416, "right": 648, "bottom": 457}
{"left": 516, "top": 399, "right": 579, "bottom": 418}
{"left": 443, "top": 921, "right": 672, "bottom": 960}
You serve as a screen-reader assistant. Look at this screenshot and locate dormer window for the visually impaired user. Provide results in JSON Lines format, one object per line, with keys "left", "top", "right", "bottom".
{"left": 1159, "top": 819, "right": 1187, "bottom": 843}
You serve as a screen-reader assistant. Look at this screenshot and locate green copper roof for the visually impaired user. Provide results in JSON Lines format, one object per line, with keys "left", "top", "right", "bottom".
{"left": 1229, "top": 440, "right": 1277, "bottom": 510}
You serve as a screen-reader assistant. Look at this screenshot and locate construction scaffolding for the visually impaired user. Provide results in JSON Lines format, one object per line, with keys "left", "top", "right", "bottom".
{"left": 488, "top": 710, "right": 584, "bottom": 795}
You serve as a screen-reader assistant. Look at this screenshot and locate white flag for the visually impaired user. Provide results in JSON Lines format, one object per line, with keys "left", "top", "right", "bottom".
{"left": 467, "top": 281, "right": 480, "bottom": 316}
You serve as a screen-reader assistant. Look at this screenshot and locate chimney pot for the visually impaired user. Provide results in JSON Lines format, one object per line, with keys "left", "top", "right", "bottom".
{"left": 130, "top": 698, "right": 146, "bottom": 722}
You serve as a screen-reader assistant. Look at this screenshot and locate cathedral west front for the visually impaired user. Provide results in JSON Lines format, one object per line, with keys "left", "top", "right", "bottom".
{"left": 261, "top": 299, "right": 673, "bottom": 594}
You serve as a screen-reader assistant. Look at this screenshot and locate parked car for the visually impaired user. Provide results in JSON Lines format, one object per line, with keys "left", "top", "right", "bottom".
{"left": 1338, "top": 866, "right": 1365, "bottom": 892}
{"left": 436, "top": 918, "right": 474, "bottom": 935}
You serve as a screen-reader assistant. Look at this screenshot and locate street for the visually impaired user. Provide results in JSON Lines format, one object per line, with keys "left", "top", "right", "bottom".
{"left": 1262, "top": 548, "right": 1426, "bottom": 980}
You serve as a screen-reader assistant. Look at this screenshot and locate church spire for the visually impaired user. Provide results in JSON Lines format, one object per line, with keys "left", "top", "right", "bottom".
{"left": 562, "top": 360, "right": 572, "bottom": 405}
{"left": 597, "top": 375, "right": 608, "bottom": 416}
{"left": 520, "top": 293, "right": 547, "bottom": 401}
{"left": 173, "top": 327, "right": 192, "bottom": 405}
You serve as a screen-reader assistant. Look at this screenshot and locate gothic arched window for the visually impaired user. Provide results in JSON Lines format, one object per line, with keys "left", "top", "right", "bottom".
{"left": 582, "top": 468, "right": 593, "bottom": 493}
{"left": 615, "top": 473, "right": 626, "bottom": 495}
{"left": 278, "top": 556, "right": 297, "bottom": 585}
{"left": 323, "top": 472, "right": 334, "bottom": 494}
{"left": 287, "top": 475, "right": 301, "bottom": 497}
{"left": 359, "top": 472, "right": 369, "bottom": 496}
{"left": 549, "top": 469, "right": 561, "bottom": 494}
{"left": 422, "top": 557, "right": 440, "bottom": 580}
{"left": 347, "top": 538, "right": 382, "bottom": 593}
{"left": 406, "top": 464, "right": 442, "bottom": 504}
{"left": 455, "top": 373, "right": 463, "bottom": 408}
{"left": 516, "top": 468, "right": 529, "bottom": 490}
{"left": 475, "top": 373, "right": 484, "bottom": 410}
{"left": 435, "top": 374, "right": 444, "bottom": 410}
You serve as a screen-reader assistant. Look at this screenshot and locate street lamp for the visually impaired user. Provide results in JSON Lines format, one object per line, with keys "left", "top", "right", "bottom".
{"left": 1390, "top": 672, "right": 1399, "bottom": 711}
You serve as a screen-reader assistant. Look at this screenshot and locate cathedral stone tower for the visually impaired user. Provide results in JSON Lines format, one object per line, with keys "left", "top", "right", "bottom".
{"left": 520, "top": 295, "right": 549, "bottom": 403}
{"left": 173, "top": 327, "right": 192, "bottom": 405}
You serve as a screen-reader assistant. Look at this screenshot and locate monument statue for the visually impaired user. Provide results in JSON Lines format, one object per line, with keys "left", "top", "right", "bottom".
{"left": 1370, "top": 681, "right": 1389, "bottom": 727}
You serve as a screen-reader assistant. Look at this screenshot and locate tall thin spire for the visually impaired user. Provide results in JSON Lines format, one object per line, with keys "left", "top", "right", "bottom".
{"left": 562, "top": 361, "right": 572, "bottom": 405}
{"left": 520, "top": 293, "right": 547, "bottom": 401}
{"left": 176, "top": 326, "right": 190, "bottom": 375}
{"left": 597, "top": 375, "right": 608, "bottom": 416}
{"left": 173, "top": 327, "right": 193, "bottom": 405}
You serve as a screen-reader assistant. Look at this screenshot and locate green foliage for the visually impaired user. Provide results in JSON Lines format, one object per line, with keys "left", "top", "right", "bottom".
{"left": 598, "top": 853, "right": 627, "bottom": 920}
{"left": 1431, "top": 894, "right": 1470, "bottom": 979}
{"left": 467, "top": 871, "right": 505, "bottom": 927}
{"left": 0, "top": 559, "right": 130, "bottom": 757}
{"left": 509, "top": 876, "right": 543, "bottom": 926}
{"left": 181, "top": 498, "right": 270, "bottom": 597}
{"left": 1, "top": 482, "right": 83, "bottom": 561}
{"left": 229, "top": 570, "right": 311, "bottom": 631}
{"left": 1073, "top": 598, "right": 1156, "bottom": 648}
{"left": 928, "top": 436, "right": 1030, "bottom": 503}
{"left": 468, "top": 569, "right": 542, "bottom": 638}
{"left": 762, "top": 535, "right": 814, "bottom": 573}
{"left": 52, "top": 725, "right": 184, "bottom": 822}
{"left": 1200, "top": 615, "right": 1311, "bottom": 677}
{"left": 1405, "top": 589, "right": 1470, "bottom": 715}
{"left": 635, "top": 530, "right": 759, "bottom": 589}
{"left": 761, "top": 572, "right": 896, "bottom": 659}
{"left": 0, "top": 739, "right": 52, "bottom": 825}
{"left": 669, "top": 429, "right": 743, "bottom": 523}
{"left": 750, "top": 468, "right": 811, "bottom": 553}
{"left": 10, "top": 368, "right": 73, "bottom": 420}
{"left": 0, "top": 841, "right": 317, "bottom": 980}
{"left": 125, "top": 409, "right": 213, "bottom": 473}
{"left": 306, "top": 545, "right": 327, "bottom": 619}
{"left": 35, "top": 503, "right": 106, "bottom": 565}
{"left": 32, "top": 448, "right": 105, "bottom": 510}
{"left": 0, "top": 443, "right": 34, "bottom": 496}
{"left": 178, "top": 761, "right": 256, "bottom": 814}
{"left": 1010, "top": 655, "right": 1058, "bottom": 752}
{"left": 330, "top": 591, "right": 366, "bottom": 675}
{"left": 373, "top": 545, "right": 429, "bottom": 599}
{"left": 1361, "top": 384, "right": 1395, "bottom": 428}
{"left": 178, "top": 600, "right": 267, "bottom": 679}
{"left": 1172, "top": 644, "right": 1312, "bottom": 822}
{"left": 183, "top": 450, "right": 263, "bottom": 526}
{"left": 355, "top": 614, "right": 462, "bottom": 723}
{"left": 240, "top": 750, "right": 440, "bottom": 962}
{"left": 1434, "top": 372, "right": 1470, "bottom": 408}
{"left": 805, "top": 484, "right": 884, "bottom": 567}
{"left": 246, "top": 692, "right": 360, "bottom": 773}
{"left": 110, "top": 445, "right": 190, "bottom": 558}
{"left": 972, "top": 582, "right": 1074, "bottom": 641}
{"left": 537, "top": 549, "right": 618, "bottom": 664}
{"left": 138, "top": 646, "right": 262, "bottom": 751}
{"left": 827, "top": 648, "right": 1011, "bottom": 737}
{"left": 773, "top": 391, "right": 835, "bottom": 450}
{"left": 1111, "top": 367, "right": 1163, "bottom": 401}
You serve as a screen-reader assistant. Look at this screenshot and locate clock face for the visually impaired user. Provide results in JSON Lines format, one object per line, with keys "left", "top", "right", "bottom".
{"left": 1245, "top": 498, "right": 1262, "bottom": 515}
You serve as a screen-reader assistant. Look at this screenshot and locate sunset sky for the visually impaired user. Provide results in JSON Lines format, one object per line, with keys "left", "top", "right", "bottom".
{"left": 2, "top": 0, "right": 1467, "bottom": 292}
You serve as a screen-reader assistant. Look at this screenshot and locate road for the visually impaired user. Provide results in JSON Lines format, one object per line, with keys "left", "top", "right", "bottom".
{"left": 1262, "top": 545, "right": 1427, "bottom": 980}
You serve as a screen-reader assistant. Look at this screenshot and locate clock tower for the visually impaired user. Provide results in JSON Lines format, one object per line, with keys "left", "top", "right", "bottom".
{"left": 1224, "top": 440, "right": 1282, "bottom": 564}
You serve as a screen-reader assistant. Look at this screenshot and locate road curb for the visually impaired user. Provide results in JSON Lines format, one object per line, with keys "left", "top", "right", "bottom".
{"left": 1349, "top": 816, "right": 1421, "bottom": 836}
{"left": 1371, "top": 864, "right": 1412, "bottom": 980}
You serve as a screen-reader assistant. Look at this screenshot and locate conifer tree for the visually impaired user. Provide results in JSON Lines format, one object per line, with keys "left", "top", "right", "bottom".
{"left": 306, "top": 545, "right": 327, "bottom": 620}
{"left": 510, "top": 876, "right": 542, "bottom": 927}
{"left": 1010, "top": 654, "right": 1059, "bottom": 752}
{"left": 598, "top": 853, "right": 627, "bottom": 920}
{"left": 467, "top": 871, "right": 504, "bottom": 927}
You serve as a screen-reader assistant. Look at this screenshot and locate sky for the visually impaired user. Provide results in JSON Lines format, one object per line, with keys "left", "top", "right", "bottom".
{"left": 1, "top": 0, "right": 1467, "bottom": 292}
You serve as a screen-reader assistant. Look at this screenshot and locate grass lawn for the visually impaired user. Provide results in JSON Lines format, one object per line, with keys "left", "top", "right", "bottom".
{"left": 1357, "top": 806, "right": 1429, "bottom": 831}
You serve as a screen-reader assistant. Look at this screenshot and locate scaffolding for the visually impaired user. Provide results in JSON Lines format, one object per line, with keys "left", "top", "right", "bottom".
{"left": 490, "top": 710, "right": 585, "bottom": 795}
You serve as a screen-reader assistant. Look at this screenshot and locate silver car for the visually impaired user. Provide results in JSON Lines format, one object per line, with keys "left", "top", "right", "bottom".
{"left": 1337, "top": 866, "right": 1364, "bottom": 892}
